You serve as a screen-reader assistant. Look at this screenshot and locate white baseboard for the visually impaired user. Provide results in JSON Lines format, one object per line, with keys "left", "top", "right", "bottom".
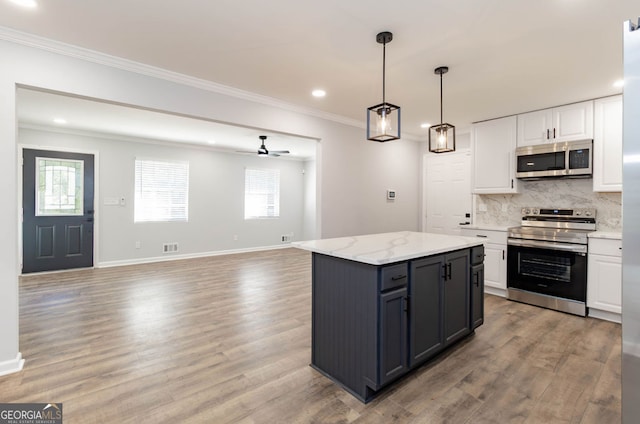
{"left": 0, "top": 352, "right": 25, "bottom": 376}
{"left": 588, "top": 308, "right": 622, "bottom": 324}
{"left": 96, "top": 244, "right": 292, "bottom": 268}
{"left": 485, "top": 286, "right": 507, "bottom": 298}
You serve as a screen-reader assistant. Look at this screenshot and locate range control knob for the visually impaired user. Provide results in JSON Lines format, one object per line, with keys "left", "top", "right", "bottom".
{"left": 524, "top": 208, "right": 531, "bottom": 215}
{"left": 576, "top": 211, "right": 582, "bottom": 216}
{"left": 533, "top": 209, "right": 539, "bottom": 215}
{"left": 585, "top": 211, "right": 592, "bottom": 217}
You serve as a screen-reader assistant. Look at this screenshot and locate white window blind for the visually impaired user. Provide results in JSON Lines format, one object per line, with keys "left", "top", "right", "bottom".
{"left": 244, "top": 168, "right": 280, "bottom": 219}
{"left": 135, "top": 159, "right": 189, "bottom": 222}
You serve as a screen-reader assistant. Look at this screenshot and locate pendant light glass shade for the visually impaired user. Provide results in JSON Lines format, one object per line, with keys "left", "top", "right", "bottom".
{"left": 429, "top": 66, "right": 455, "bottom": 153}
{"left": 367, "top": 32, "right": 401, "bottom": 142}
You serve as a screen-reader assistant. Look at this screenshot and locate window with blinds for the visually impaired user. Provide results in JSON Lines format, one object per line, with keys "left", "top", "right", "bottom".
{"left": 244, "top": 168, "right": 280, "bottom": 219}
{"left": 134, "top": 159, "right": 189, "bottom": 222}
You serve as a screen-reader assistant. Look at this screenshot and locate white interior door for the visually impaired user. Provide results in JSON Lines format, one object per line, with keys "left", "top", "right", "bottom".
{"left": 423, "top": 151, "right": 472, "bottom": 235}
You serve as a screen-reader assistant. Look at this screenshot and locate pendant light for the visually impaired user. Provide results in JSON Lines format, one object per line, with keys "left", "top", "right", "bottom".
{"left": 429, "top": 66, "right": 455, "bottom": 153}
{"left": 367, "top": 31, "right": 401, "bottom": 142}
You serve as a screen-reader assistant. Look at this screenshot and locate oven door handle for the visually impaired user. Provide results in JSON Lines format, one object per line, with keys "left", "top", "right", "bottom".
{"left": 507, "top": 238, "right": 587, "bottom": 254}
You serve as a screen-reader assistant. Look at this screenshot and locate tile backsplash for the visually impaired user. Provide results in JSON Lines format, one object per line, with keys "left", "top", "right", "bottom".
{"left": 475, "top": 178, "right": 622, "bottom": 231}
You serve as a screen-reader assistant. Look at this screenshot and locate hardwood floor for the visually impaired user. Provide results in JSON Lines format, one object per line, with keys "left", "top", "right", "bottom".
{"left": 0, "top": 248, "right": 621, "bottom": 423}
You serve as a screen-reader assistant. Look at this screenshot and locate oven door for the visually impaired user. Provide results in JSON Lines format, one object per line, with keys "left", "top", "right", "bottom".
{"left": 507, "top": 239, "right": 587, "bottom": 302}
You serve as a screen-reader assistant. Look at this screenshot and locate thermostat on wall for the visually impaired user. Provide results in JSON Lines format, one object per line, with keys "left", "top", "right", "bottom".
{"left": 387, "top": 190, "right": 396, "bottom": 200}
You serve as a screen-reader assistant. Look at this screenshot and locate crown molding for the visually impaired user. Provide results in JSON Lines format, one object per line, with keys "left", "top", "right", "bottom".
{"left": 0, "top": 26, "right": 364, "bottom": 129}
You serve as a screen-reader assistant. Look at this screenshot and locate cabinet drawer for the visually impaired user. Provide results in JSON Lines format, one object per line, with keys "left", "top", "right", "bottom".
{"left": 380, "top": 263, "right": 408, "bottom": 291}
{"left": 461, "top": 228, "right": 508, "bottom": 245}
{"left": 589, "top": 238, "right": 622, "bottom": 257}
{"left": 471, "top": 246, "right": 485, "bottom": 266}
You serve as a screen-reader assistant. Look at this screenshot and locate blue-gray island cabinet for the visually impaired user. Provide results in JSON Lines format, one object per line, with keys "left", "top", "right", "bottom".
{"left": 295, "top": 231, "right": 485, "bottom": 403}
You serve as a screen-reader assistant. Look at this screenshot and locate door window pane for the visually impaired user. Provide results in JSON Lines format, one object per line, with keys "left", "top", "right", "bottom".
{"left": 36, "top": 157, "right": 84, "bottom": 216}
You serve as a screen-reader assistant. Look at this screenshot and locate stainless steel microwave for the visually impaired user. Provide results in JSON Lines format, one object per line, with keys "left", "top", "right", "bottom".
{"left": 515, "top": 139, "right": 593, "bottom": 179}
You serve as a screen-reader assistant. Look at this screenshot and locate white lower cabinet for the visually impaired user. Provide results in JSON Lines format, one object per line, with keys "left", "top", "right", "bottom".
{"left": 587, "top": 237, "right": 622, "bottom": 322}
{"left": 461, "top": 228, "right": 507, "bottom": 296}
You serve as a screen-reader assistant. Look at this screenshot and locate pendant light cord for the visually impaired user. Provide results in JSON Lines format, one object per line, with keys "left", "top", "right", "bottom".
{"left": 382, "top": 41, "right": 386, "bottom": 105}
{"left": 440, "top": 71, "right": 444, "bottom": 127}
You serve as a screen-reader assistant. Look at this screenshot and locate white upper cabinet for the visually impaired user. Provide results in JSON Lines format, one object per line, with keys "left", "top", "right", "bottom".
{"left": 517, "top": 101, "right": 594, "bottom": 147}
{"left": 472, "top": 116, "right": 519, "bottom": 194}
{"left": 593, "top": 95, "right": 622, "bottom": 192}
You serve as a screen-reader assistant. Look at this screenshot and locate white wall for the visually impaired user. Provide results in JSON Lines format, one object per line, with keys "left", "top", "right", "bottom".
{"left": 20, "top": 128, "right": 308, "bottom": 265}
{"left": 0, "top": 37, "right": 420, "bottom": 370}
{"left": 302, "top": 159, "right": 317, "bottom": 241}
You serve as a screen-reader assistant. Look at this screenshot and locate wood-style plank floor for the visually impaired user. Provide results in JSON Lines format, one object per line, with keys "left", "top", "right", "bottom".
{"left": 0, "top": 248, "right": 621, "bottom": 423}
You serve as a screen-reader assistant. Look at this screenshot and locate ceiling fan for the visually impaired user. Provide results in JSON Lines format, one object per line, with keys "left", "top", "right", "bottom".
{"left": 237, "top": 135, "right": 290, "bottom": 157}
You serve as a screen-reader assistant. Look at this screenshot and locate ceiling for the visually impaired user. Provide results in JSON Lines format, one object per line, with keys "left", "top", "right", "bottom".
{"left": 1, "top": 0, "right": 637, "bottom": 142}
{"left": 16, "top": 88, "right": 319, "bottom": 159}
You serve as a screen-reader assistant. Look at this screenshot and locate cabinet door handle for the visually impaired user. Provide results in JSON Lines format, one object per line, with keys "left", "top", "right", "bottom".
{"left": 391, "top": 274, "right": 407, "bottom": 281}
{"left": 547, "top": 129, "right": 550, "bottom": 140}
{"left": 553, "top": 128, "right": 556, "bottom": 138}
{"left": 474, "top": 272, "right": 480, "bottom": 287}
{"left": 447, "top": 263, "right": 452, "bottom": 280}
{"left": 442, "top": 264, "right": 448, "bottom": 280}
{"left": 511, "top": 179, "right": 514, "bottom": 189}
{"left": 503, "top": 250, "right": 505, "bottom": 260}
{"left": 476, "top": 234, "right": 488, "bottom": 238}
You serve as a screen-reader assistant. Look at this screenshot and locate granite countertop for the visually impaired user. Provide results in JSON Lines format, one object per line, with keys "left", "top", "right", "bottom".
{"left": 293, "top": 231, "right": 484, "bottom": 265}
{"left": 588, "top": 231, "right": 622, "bottom": 240}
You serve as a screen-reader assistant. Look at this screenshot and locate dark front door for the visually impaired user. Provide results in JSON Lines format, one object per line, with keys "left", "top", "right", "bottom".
{"left": 22, "top": 149, "right": 95, "bottom": 273}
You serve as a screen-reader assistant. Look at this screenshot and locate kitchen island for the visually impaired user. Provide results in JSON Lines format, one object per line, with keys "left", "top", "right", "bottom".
{"left": 294, "top": 231, "right": 485, "bottom": 402}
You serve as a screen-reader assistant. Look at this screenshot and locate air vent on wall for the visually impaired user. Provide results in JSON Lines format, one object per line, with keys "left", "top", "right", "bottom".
{"left": 162, "top": 242, "right": 179, "bottom": 253}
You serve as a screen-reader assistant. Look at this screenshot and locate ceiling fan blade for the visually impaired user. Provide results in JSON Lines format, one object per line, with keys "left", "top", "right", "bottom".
{"left": 267, "top": 152, "right": 281, "bottom": 157}
{"left": 269, "top": 150, "right": 290, "bottom": 154}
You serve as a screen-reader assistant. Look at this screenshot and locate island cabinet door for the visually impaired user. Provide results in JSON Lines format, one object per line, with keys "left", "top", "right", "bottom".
{"left": 409, "top": 255, "right": 444, "bottom": 367}
{"left": 443, "top": 250, "right": 471, "bottom": 346}
{"left": 379, "top": 287, "right": 409, "bottom": 385}
{"left": 471, "top": 264, "right": 485, "bottom": 330}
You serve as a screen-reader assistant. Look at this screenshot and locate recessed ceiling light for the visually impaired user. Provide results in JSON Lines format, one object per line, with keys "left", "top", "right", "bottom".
{"left": 421, "top": 122, "right": 431, "bottom": 129}
{"left": 312, "top": 89, "right": 326, "bottom": 98}
{"left": 9, "top": 0, "right": 38, "bottom": 8}
{"left": 53, "top": 118, "right": 67, "bottom": 124}
{"left": 613, "top": 79, "right": 624, "bottom": 88}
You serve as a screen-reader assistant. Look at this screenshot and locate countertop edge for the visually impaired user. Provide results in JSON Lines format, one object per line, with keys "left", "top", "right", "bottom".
{"left": 293, "top": 232, "right": 485, "bottom": 266}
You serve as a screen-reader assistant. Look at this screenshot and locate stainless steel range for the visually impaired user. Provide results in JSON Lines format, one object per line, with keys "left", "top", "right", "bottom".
{"left": 507, "top": 207, "right": 596, "bottom": 316}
